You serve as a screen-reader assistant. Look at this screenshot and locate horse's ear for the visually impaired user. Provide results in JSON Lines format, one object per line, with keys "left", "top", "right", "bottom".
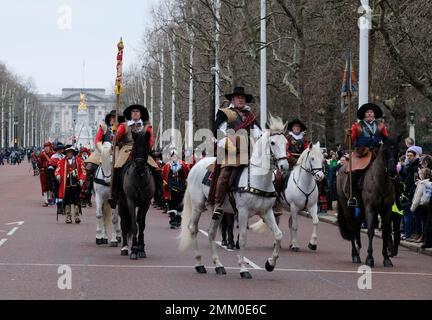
{"left": 315, "top": 141, "right": 320, "bottom": 149}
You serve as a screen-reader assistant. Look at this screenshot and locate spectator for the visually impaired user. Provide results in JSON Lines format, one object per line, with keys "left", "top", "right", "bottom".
{"left": 404, "top": 137, "right": 422, "bottom": 165}
{"left": 400, "top": 150, "right": 420, "bottom": 241}
{"left": 410, "top": 167, "right": 432, "bottom": 245}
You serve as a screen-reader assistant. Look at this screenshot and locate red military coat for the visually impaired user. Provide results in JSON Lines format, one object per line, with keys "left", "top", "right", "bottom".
{"left": 162, "top": 160, "right": 190, "bottom": 200}
{"left": 38, "top": 150, "right": 55, "bottom": 193}
{"left": 55, "top": 156, "right": 86, "bottom": 200}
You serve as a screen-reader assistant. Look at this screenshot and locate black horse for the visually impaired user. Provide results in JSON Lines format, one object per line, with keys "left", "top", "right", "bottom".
{"left": 337, "top": 136, "right": 401, "bottom": 267}
{"left": 118, "top": 131, "right": 155, "bottom": 260}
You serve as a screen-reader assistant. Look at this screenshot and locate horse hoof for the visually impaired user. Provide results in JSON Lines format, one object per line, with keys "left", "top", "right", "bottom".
{"left": 240, "top": 271, "right": 252, "bottom": 279}
{"left": 130, "top": 253, "right": 138, "bottom": 260}
{"left": 121, "top": 249, "right": 128, "bottom": 256}
{"left": 195, "top": 266, "right": 207, "bottom": 274}
{"left": 215, "top": 267, "right": 226, "bottom": 275}
{"left": 103, "top": 239, "right": 108, "bottom": 245}
{"left": 138, "top": 251, "right": 147, "bottom": 258}
{"left": 365, "top": 257, "right": 374, "bottom": 268}
{"left": 116, "top": 236, "right": 122, "bottom": 243}
{"left": 109, "top": 242, "right": 118, "bottom": 247}
{"left": 265, "top": 260, "right": 275, "bottom": 272}
{"left": 383, "top": 259, "right": 393, "bottom": 267}
{"left": 96, "top": 238, "right": 104, "bottom": 245}
{"left": 352, "top": 256, "right": 362, "bottom": 264}
{"left": 289, "top": 245, "right": 299, "bottom": 252}
{"left": 308, "top": 243, "right": 317, "bottom": 251}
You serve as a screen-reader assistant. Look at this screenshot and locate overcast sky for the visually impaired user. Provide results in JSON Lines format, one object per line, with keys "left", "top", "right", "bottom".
{"left": 0, "top": 0, "right": 160, "bottom": 94}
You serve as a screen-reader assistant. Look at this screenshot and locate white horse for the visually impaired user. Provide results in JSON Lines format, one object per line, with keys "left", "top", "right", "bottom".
{"left": 93, "top": 142, "right": 121, "bottom": 246}
{"left": 251, "top": 142, "right": 324, "bottom": 251}
{"left": 179, "top": 115, "right": 289, "bottom": 279}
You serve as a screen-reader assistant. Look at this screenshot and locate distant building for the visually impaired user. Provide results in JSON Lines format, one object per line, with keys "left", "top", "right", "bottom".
{"left": 38, "top": 88, "right": 114, "bottom": 148}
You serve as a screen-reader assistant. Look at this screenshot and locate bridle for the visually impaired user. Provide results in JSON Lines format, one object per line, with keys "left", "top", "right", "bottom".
{"left": 270, "top": 132, "right": 288, "bottom": 168}
{"left": 300, "top": 150, "right": 323, "bottom": 179}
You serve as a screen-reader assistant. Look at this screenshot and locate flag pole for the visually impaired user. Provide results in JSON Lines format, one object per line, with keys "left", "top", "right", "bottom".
{"left": 111, "top": 37, "right": 124, "bottom": 193}
{"left": 346, "top": 49, "right": 356, "bottom": 207}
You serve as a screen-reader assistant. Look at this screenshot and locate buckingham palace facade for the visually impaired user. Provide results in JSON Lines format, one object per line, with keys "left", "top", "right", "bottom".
{"left": 38, "top": 88, "right": 115, "bottom": 147}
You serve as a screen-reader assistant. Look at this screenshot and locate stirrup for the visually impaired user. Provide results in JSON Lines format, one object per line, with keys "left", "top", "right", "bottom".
{"left": 347, "top": 197, "right": 358, "bottom": 208}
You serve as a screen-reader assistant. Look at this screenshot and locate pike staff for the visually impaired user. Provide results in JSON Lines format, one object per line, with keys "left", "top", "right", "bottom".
{"left": 111, "top": 37, "right": 124, "bottom": 191}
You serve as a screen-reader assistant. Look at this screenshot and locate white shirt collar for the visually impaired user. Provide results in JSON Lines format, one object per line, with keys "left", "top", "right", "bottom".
{"left": 127, "top": 119, "right": 143, "bottom": 126}
{"left": 227, "top": 103, "right": 251, "bottom": 112}
{"left": 289, "top": 131, "right": 304, "bottom": 140}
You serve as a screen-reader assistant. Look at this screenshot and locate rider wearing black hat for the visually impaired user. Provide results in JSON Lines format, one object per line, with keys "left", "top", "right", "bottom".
{"left": 109, "top": 104, "right": 156, "bottom": 209}
{"left": 211, "top": 86, "right": 262, "bottom": 236}
{"left": 83, "top": 110, "right": 125, "bottom": 204}
{"left": 286, "top": 118, "right": 310, "bottom": 167}
{"left": 348, "top": 102, "right": 389, "bottom": 207}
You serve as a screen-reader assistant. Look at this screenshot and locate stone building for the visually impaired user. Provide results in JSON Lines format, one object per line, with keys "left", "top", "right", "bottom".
{"left": 38, "top": 88, "right": 115, "bottom": 148}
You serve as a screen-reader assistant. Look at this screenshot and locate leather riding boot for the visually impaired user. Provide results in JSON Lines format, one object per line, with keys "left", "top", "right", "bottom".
{"left": 85, "top": 163, "right": 97, "bottom": 197}
{"left": 108, "top": 168, "right": 120, "bottom": 209}
{"left": 348, "top": 171, "right": 362, "bottom": 208}
{"left": 212, "top": 167, "right": 233, "bottom": 220}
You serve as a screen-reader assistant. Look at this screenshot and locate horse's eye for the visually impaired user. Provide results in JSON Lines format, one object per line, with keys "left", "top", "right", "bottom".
{"left": 271, "top": 141, "right": 275, "bottom": 146}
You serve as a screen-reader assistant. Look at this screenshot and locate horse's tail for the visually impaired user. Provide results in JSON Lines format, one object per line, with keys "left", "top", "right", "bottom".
{"left": 178, "top": 187, "right": 193, "bottom": 251}
{"left": 250, "top": 219, "right": 268, "bottom": 234}
{"left": 337, "top": 198, "right": 353, "bottom": 241}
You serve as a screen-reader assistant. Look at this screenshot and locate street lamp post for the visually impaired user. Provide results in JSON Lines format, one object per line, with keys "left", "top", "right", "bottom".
{"left": 409, "top": 110, "right": 415, "bottom": 143}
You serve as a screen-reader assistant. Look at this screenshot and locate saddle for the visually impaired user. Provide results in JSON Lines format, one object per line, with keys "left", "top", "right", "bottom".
{"left": 346, "top": 148, "right": 372, "bottom": 172}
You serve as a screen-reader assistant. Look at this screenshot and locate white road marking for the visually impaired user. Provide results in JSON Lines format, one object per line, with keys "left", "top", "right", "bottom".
{"left": 0, "top": 262, "right": 431, "bottom": 277}
{"left": 7, "top": 227, "right": 18, "bottom": 236}
{"left": 6, "top": 221, "right": 24, "bottom": 226}
{"left": 243, "top": 257, "right": 263, "bottom": 270}
{"left": 0, "top": 239, "right": 7, "bottom": 247}
{"left": 199, "top": 229, "right": 262, "bottom": 269}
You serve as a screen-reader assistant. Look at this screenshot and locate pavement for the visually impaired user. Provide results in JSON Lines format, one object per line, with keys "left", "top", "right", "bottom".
{"left": 300, "top": 205, "right": 432, "bottom": 257}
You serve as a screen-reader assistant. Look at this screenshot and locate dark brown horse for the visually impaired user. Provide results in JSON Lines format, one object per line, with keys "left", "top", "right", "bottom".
{"left": 337, "top": 136, "right": 401, "bottom": 267}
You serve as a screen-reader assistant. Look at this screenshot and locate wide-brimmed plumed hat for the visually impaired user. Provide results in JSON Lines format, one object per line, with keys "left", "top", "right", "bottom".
{"left": 123, "top": 104, "right": 150, "bottom": 122}
{"left": 225, "top": 87, "right": 254, "bottom": 103}
{"left": 105, "top": 110, "right": 125, "bottom": 125}
{"left": 53, "top": 142, "right": 66, "bottom": 151}
{"left": 357, "top": 102, "right": 383, "bottom": 120}
{"left": 64, "top": 146, "right": 79, "bottom": 156}
{"left": 287, "top": 119, "right": 307, "bottom": 132}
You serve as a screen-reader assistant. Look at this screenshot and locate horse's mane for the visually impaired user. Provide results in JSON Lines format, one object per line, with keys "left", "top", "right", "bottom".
{"left": 267, "top": 114, "right": 286, "bottom": 134}
{"left": 296, "top": 142, "right": 323, "bottom": 166}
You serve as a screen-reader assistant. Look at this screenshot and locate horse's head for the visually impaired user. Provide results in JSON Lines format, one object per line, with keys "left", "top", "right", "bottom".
{"left": 298, "top": 142, "right": 325, "bottom": 181}
{"left": 381, "top": 135, "right": 401, "bottom": 179}
{"left": 100, "top": 142, "right": 113, "bottom": 172}
{"left": 267, "top": 115, "right": 289, "bottom": 174}
{"left": 132, "top": 131, "right": 151, "bottom": 173}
